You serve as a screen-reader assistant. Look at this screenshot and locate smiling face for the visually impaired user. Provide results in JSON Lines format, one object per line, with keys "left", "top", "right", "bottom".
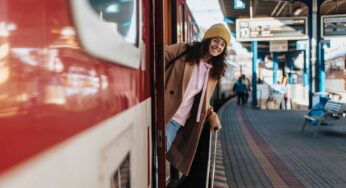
{"left": 208, "top": 37, "right": 226, "bottom": 57}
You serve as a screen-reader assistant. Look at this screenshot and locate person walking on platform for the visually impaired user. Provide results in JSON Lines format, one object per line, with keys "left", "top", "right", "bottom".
{"left": 240, "top": 74, "right": 250, "bottom": 104}
{"left": 281, "top": 74, "right": 289, "bottom": 110}
{"left": 164, "top": 23, "right": 230, "bottom": 176}
{"left": 233, "top": 77, "right": 248, "bottom": 105}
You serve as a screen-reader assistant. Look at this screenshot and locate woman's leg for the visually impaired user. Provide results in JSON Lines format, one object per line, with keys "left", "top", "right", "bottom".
{"left": 165, "top": 120, "right": 182, "bottom": 151}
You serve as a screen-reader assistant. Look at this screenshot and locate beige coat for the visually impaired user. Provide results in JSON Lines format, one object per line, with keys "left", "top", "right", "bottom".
{"left": 164, "top": 43, "right": 221, "bottom": 175}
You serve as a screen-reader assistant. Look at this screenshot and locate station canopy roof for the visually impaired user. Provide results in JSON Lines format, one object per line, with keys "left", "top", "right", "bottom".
{"left": 219, "top": 0, "right": 346, "bottom": 54}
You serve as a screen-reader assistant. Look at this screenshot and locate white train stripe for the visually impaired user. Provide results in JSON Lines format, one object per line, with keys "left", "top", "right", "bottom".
{"left": 0, "top": 99, "right": 151, "bottom": 188}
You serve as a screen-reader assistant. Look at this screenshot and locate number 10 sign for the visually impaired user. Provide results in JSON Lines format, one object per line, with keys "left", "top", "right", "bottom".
{"left": 236, "top": 17, "right": 308, "bottom": 41}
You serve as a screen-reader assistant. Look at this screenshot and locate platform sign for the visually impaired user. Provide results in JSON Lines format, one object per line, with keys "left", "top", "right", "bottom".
{"left": 270, "top": 40, "right": 288, "bottom": 52}
{"left": 321, "top": 14, "right": 346, "bottom": 38}
{"left": 234, "top": 0, "right": 245, "bottom": 9}
{"left": 236, "top": 17, "right": 308, "bottom": 41}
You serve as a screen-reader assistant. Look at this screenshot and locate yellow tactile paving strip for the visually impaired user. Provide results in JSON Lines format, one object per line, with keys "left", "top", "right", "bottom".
{"left": 237, "top": 109, "right": 289, "bottom": 188}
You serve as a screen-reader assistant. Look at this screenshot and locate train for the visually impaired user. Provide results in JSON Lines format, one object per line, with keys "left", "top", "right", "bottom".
{"left": 0, "top": 0, "right": 199, "bottom": 187}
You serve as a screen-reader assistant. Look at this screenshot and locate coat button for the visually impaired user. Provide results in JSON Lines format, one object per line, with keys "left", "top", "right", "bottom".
{"left": 170, "top": 90, "right": 174, "bottom": 95}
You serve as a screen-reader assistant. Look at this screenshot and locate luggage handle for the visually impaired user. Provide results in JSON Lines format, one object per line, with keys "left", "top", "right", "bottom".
{"left": 205, "top": 131, "right": 218, "bottom": 188}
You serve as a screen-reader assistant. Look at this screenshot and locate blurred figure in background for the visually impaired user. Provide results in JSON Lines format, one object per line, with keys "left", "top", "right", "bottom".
{"left": 240, "top": 74, "right": 251, "bottom": 104}
{"left": 282, "top": 74, "right": 288, "bottom": 85}
{"left": 233, "top": 77, "right": 248, "bottom": 106}
{"left": 266, "top": 93, "right": 276, "bottom": 110}
{"left": 281, "top": 74, "right": 289, "bottom": 110}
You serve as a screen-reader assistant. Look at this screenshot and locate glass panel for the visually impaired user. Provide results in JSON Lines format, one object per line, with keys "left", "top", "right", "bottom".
{"left": 188, "top": 17, "right": 192, "bottom": 42}
{"left": 177, "top": 3, "right": 185, "bottom": 43}
{"left": 89, "top": 0, "right": 138, "bottom": 46}
{"left": 111, "top": 154, "right": 130, "bottom": 188}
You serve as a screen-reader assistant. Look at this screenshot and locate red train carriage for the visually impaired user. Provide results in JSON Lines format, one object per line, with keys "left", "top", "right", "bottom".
{"left": 0, "top": 0, "right": 199, "bottom": 187}
{"left": 0, "top": 0, "right": 153, "bottom": 187}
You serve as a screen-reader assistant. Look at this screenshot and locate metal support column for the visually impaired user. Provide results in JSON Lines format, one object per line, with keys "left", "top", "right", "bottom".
{"left": 301, "top": 0, "right": 324, "bottom": 108}
{"left": 252, "top": 41, "right": 258, "bottom": 107}
{"left": 318, "top": 41, "right": 325, "bottom": 93}
{"left": 303, "top": 50, "right": 308, "bottom": 87}
{"left": 273, "top": 52, "right": 278, "bottom": 84}
{"left": 313, "top": 0, "right": 324, "bottom": 92}
{"left": 287, "top": 52, "right": 294, "bottom": 84}
{"left": 317, "top": 1, "right": 325, "bottom": 93}
{"left": 307, "top": 0, "right": 315, "bottom": 108}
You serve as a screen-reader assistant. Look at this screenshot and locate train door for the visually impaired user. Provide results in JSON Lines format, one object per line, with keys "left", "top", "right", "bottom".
{"left": 154, "top": 0, "right": 198, "bottom": 187}
{"left": 154, "top": 0, "right": 183, "bottom": 187}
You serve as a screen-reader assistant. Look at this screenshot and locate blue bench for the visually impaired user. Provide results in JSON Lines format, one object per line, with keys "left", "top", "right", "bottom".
{"left": 301, "top": 100, "right": 345, "bottom": 137}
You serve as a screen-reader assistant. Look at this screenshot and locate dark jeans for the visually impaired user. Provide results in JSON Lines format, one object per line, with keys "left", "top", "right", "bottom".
{"left": 237, "top": 92, "right": 247, "bottom": 105}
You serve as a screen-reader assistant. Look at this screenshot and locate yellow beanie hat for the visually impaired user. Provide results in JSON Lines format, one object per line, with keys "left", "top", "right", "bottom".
{"left": 202, "top": 23, "right": 231, "bottom": 46}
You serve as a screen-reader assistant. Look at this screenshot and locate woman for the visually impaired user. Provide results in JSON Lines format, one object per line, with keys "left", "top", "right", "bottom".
{"left": 164, "top": 23, "right": 230, "bottom": 175}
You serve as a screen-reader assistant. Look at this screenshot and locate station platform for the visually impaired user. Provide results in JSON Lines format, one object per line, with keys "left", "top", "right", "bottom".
{"left": 217, "top": 99, "right": 346, "bottom": 188}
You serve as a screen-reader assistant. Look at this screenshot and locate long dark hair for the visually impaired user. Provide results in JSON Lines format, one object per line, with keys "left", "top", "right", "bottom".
{"left": 184, "top": 39, "right": 227, "bottom": 80}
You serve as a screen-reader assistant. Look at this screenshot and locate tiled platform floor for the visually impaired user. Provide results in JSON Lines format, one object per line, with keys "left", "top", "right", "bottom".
{"left": 218, "top": 99, "right": 346, "bottom": 188}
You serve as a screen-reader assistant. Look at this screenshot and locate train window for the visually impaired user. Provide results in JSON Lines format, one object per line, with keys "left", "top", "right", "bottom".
{"left": 111, "top": 154, "right": 130, "bottom": 188}
{"left": 193, "top": 24, "right": 200, "bottom": 41}
{"left": 188, "top": 17, "right": 192, "bottom": 42}
{"left": 177, "top": 3, "right": 185, "bottom": 43}
{"left": 88, "top": 0, "right": 138, "bottom": 46}
{"left": 70, "top": 0, "right": 141, "bottom": 69}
